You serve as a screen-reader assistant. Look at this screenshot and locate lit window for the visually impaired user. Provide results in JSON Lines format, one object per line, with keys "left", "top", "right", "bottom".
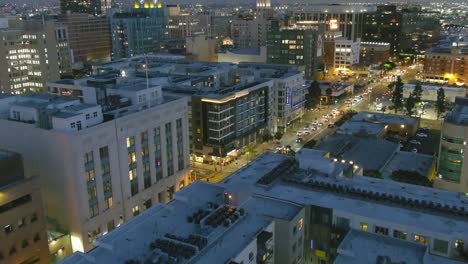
{"left": 298, "top": 218, "right": 304, "bottom": 230}
{"left": 132, "top": 206, "right": 140, "bottom": 216}
{"left": 360, "top": 222, "right": 368, "bottom": 231}
{"left": 129, "top": 169, "right": 137, "bottom": 181}
{"left": 413, "top": 234, "right": 427, "bottom": 245}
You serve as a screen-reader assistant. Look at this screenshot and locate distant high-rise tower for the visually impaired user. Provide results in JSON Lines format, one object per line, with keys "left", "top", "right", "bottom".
{"left": 257, "top": 0, "right": 271, "bottom": 9}
{"left": 134, "top": 0, "right": 163, "bottom": 9}
{"left": 60, "top": 0, "right": 110, "bottom": 15}
{"left": 256, "top": 0, "right": 273, "bottom": 18}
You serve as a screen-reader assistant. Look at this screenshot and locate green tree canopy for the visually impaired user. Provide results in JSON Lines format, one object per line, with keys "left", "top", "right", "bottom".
{"left": 405, "top": 94, "right": 416, "bottom": 116}
{"left": 391, "top": 76, "right": 404, "bottom": 113}
{"left": 436, "top": 88, "right": 446, "bottom": 119}
{"left": 412, "top": 82, "right": 423, "bottom": 104}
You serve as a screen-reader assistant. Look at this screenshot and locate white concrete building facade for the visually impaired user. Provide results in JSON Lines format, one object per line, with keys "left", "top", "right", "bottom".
{"left": 0, "top": 92, "right": 191, "bottom": 253}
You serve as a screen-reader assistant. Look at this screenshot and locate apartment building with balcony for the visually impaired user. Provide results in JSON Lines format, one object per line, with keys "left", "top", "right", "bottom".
{"left": 0, "top": 75, "right": 190, "bottom": 253}
{"left": 0, "top": 150, "right": 49, "bottom": 264}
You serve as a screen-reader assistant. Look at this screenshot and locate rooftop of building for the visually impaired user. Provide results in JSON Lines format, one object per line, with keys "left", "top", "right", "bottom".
{"left": 404, "top": 82, "right": 468, "bottom": 90}
{"left": 335, "top": 229, "right": 426, "bottom": 264}
{"left": 351, "top": 111, "right": 418, "bottom": 126}
{"left": 427, "top": 46, "right": 468, "bottom": 55}
{"left": 60, "top": 181, "right": 302, "bottom": 264}
{"left": 380, "top": 151, "right": 435, "bottom": 179}
{"left": 229, "top": 48, "right": 262, "bottom": 55}
{"left": 221, "top": 152, "right": 468, "bottom": 224}
{"left": 336, "top": 120, "right": 386, "bottom": 136}
{"left": 336, "top": 229, "right": 464, "bottom": 264}
{"left": 296, "top": 4, "right": 377, "bottom": 13}
{"left": 315, "top": 134, "right": 399, "bottom": 171}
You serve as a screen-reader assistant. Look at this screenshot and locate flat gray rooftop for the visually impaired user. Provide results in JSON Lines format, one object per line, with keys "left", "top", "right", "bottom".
{"left": 380, "top": 151, "right": 435, "bottom": 179}
{"left": 315, "top": 134, "right": 399, "bottom": 171}
{"left": 335, "top": 229, "right": 426, "bottom": 264}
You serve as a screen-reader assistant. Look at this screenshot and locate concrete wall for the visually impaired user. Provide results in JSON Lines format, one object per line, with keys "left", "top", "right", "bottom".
{"left": 0, "top": 177, "right": 49, "bottom": 264}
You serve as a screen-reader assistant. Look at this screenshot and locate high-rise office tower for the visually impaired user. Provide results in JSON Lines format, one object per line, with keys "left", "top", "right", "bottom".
{"left": 293, "top": 5, "right": 376, "bottom": 41}
{"left": 267, "top": 22, "right": 324, "bottom": 79}
{"left": 57, "top": 13, "right": 112, "bottom": 64}
{"left": 363, "top": 5, "right": 402, "bottom": 57}
{"left": 0, "top": 19, "right": 63, "bottom": 94}
{"left": 60, "top": 0, "right": 112, "bottom": 15}
{"left": 109, "top": 7, "right": 165, "bottom": 59}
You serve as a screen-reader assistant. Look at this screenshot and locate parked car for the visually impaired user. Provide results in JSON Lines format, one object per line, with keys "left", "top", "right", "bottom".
{"left": 311, "top": 121, "right": 318, "bottom": 126}
{"left": 296, "top": 137, "right": 303, "bottom": 143}
{"left": 304, "top": 131, "right": 310, "bottom": 135}
{"left": 297, "top": 131, "right": 303, "bottom": 136}
{"left": 412, "top": 148, "right": 418, "bottom": 153}
{"left": 416, "top": 133, "right": 428, "bottom": 138}
{"left": 310, "top": 126, "right": 317, "bottom": 131}
{"left": 328, "top": 124, "right": 335, "bottom": 128}
{"left": 304, "top": 125, "right": 310, "bottom": 131}
{"left": 276, "top": 145, "right": 284, "bottom": 151}
{"left": 409, "top": 140, "right": 421, "bottom": 145}
{"left": 318, "top": 122, "right": 324, "bottom": 127}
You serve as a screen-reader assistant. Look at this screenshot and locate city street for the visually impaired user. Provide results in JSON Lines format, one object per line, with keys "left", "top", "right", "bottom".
{"left": 192, "top": 65, "right": 433, "bottom": 183}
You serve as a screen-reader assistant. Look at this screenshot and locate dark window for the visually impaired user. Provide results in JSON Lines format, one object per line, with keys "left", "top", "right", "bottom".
{"left": 0, "top": 195, "right": 32, "bottom": 214}
{"left": 4, "top": 225, "right": 13, "bottom": 234}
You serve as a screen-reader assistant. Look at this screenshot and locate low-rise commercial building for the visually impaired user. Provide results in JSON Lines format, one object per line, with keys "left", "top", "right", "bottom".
{"left": 423, "top": 47, "right": 468, "bottom": 85}
{"left": 351, "top": 112, "right": 419, "bottom": 136}
{"left": 403, "top": 83, "right": 467, "bottom": 103}
{"left": 359, "top": 41, "right": 390, "bottom": 66}
{"left": 333, "top": 37, "right": 360, "bottom": 75}
{"left": 217, "top": 47, "right": 267, "bottom": 64}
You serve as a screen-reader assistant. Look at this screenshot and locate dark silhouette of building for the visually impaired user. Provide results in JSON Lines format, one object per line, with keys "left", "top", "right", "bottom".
{"left": 363, "top": 5, "right": 402, "bottom": 57}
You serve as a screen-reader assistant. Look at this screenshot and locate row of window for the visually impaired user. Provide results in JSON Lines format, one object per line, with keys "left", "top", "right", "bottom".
{"left": 0, "top": 233, "right": 42, "bottom": 260}
{"left": 358, "top": 221, "right": 450, "bottom": 255}
{"left": 3, "top": 213, "right": 38, "bottom": 235}
{"left": 85, "top": 146, "right": 114, "bottom": 219}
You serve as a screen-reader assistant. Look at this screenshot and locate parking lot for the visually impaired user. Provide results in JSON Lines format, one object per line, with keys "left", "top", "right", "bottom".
{"left": 400, "top": 127, "right": 440, "bottom": 156}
